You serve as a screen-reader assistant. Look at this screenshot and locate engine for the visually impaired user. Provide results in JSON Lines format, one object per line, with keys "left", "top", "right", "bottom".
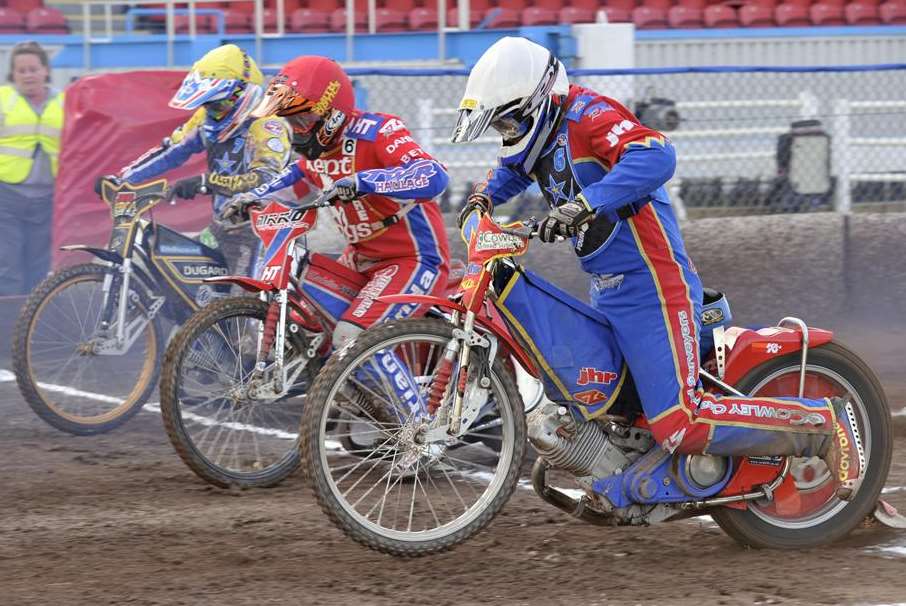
{"left": 527, "top": 402, "right": 635, "bottom": 480}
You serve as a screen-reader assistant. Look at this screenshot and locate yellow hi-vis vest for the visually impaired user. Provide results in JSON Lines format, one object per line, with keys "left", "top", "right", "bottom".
{"left": 0, "top": 84, "right": 64, "bottom": 184}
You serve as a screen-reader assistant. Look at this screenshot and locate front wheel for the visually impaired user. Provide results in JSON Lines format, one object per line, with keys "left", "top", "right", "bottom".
{"left": 301, "top": 318, "right": 527, "bottom": 557}
{"left": 12, "top": 263, "right": 162, "bottom": 435}
{"left": 159, "top": 296, "right": 318, "bottom": 488}
{"left": 711, "top": 341, "right": 892, "bottom": 548}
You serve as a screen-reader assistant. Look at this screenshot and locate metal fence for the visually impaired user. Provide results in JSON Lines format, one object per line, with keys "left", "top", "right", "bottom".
{"left": 350, "top": 64, "right": 906, "bottom": 218}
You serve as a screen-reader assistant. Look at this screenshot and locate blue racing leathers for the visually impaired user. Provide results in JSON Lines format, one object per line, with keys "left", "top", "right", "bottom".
{"left": 475, "top": 85, "right": 834, "bottom": 457}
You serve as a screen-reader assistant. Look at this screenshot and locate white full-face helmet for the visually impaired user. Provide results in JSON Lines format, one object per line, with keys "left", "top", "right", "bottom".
{"left": 451, "top": 36, "right": 569, "bottom": 174}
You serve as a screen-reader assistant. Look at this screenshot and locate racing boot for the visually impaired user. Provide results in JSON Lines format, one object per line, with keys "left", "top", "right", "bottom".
{"left": 820, "top": 396, "right": 865, "bottom": 501}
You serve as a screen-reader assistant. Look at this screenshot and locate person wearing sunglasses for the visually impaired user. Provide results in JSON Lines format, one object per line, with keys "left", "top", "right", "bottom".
{"left": 96, "top": 44, "right": 294, "bottom": 281}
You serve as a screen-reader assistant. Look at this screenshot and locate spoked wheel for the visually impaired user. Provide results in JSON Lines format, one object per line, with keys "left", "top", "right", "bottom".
{"left": 159, "top": 297, "right": 318, "bottom": 488}
{"left": 711, "top": 341, "right": 892, "bottom": 548}
{"left": 301, "top": 318, "right": 526, "bottom": 557}
{"left": 12, "top": 263, "right": 162, "bottom": 435}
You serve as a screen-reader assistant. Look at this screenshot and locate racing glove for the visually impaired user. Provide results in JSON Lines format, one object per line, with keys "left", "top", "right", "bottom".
{"left": 322, "top": 176, "right": 361, "bottom": 203}
{"left": 538, "top": 194, "right": 595, "bottom": 243}
{"left": 220, "top": 191, "right": 260, "bottom": 223}
{"left": 172, "top": 175, "right": 209, "bottom": 200}
{"left": 457, "top": 193, "right": 493, "bottom": 228}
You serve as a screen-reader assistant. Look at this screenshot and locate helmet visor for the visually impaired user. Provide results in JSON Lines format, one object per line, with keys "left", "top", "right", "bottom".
{"left": 451, "top": 107, "right": 495, "bottom": 144}
{"left": 286, "top": 111, "right": 321, "bottom": 135}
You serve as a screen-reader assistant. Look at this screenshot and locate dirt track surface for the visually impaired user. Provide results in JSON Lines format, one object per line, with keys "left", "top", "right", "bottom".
{"left": 3, "top": 368, "right": 906, "bottom": 606}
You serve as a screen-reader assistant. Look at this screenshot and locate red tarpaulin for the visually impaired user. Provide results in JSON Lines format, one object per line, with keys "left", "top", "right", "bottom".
{"left": 53, "top": 70, "right": 211, "bottom": 267}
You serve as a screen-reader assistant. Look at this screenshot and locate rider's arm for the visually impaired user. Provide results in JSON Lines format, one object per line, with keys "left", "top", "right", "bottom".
{"left": 578, "top": 102, "right": 676, "bottom": 220}
{"left": 473, "top": 165, "right": 534, "bottom": 207}
{"left": 204, "top": 117, "right": 293, "bottom": 197}
{"left": 120, "top": 108, "right": 207, "bottom": 183}
{"left": 354, "top": 119, "right": 448, "bottom": 201}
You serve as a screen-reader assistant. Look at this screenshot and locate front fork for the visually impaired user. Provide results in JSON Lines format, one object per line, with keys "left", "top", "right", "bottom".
{"left": 448, "top": 310, "right": 475, "bottom": 435}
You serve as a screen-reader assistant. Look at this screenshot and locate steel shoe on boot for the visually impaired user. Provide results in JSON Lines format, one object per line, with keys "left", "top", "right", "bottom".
{"left": 821, "top": 397, "right": 866, "bottom": 501}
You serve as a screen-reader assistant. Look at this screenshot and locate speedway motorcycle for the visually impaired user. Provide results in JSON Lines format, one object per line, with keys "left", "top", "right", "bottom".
{"left": 157, "top": 197, "right": 473, "bottom": 489}
{"left": 12, "top": 178, "right": 232, "bottom": 435}
{"left": 299, "top": 209, "right": 896, "bottom": 556}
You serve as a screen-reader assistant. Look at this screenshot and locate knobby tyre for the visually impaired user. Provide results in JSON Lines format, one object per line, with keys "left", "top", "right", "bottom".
{"left": 711, "top": 341, "right": 891, "bottom": 548}
{"left": 160, "top": 296, "right": 314, "bottom": 488}
{"left": 12, "top": 263, "right": 162, "bottom": 435}
{"left": 301, "top": 317, "right": 527, "bottom": 557}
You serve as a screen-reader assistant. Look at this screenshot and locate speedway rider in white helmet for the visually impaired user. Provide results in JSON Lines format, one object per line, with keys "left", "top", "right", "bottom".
{"left": 452, "top": 36, "right": 862, "bottom": 501}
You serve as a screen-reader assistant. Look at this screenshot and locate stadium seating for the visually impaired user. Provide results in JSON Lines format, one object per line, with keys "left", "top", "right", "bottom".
{"left": 290, "top": 8, "right": 331, "bottom": 32}
{"left": 385, "top": 0, "right": 418, "bottom": 12}
{"left": 0, "top": 8, "right": 25, "bottom": 34}
{"left": 845, "top": 1, "right": 881, "bottom": 21}
{"left": 600, "top": 6, "right": 633, "bottom": 21}
{"left": 374, "top": 8, "right": 408, "bottom": 31}
{"left": 570, "top": 0, "right": 603, "bottom": 9}
{"left": 810, "top": 1, "right": 847, "bottom": 23}
{"left": 308, "top": 0, "right": 340, "bottom": 12}
{"left": 633, "top": 5, "right": 669, "bottom": 27}
{"left": 522, "top": 6, "right": 560, "bottom": 24}
{"left": 8, "top": 0, "right": 44, "bottom": 14}
{"left": 880, "top": 0, "right": 906, "bottom": 23}
{"left": 483, "top": 7, "right": 521, "bottom": 27}
{"left": 26, "top": 7, "right": 68, "bottom": 33}
{"left": 668, "top": 5, "right": 705, "bottom": 27}
{"left": 704, "top": 4, "right": 739, "bottom": 26}
{"left": 329, "top": 8, "right": 368, "bottom": 32}
{"left": 739, "top": 3, "right": 776, "bottom": 25}
{"left": 606, "top": 0, "right": 638, "bottom": 12}
{"left": 774, "top": 2, "right": 811, "bottom": 24}
{"left": 225, "top": 9, "right": 253, "bottom": 32}
{"left": 644, "top": 0, "right": 676, "bottom": 10}
{"left": 447, "top": 7, "right": 485, "bottom": 26}
{"left": 408, "top": 7, "right": 438, "bottom": 29}
{"left": 559, "top": 6, "right": 597, "bottom": 22}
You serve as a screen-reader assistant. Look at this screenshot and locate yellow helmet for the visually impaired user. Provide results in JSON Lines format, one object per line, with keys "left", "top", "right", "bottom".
{"left": 169, "top": 44, "right": 264, "bottom": 143}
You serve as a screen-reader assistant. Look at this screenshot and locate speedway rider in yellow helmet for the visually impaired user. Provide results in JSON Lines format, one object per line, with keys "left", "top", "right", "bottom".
{"left": 96, "top": 44, "right": 294, "bottom": 278}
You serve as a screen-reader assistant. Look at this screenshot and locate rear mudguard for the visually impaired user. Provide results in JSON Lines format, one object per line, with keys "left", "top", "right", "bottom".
{"left": 721, "top": 325, "right": 834, "bottom": 386}
{"left": 377, "top": 293, "right": 539, "bottom": 376}
{"left": 203, "top": 275, "right": 276, "bottom": 293}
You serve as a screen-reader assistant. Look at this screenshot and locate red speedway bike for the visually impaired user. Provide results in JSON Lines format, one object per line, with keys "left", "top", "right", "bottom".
{"left": 158, "top": 197, "right": 468, "bottom": 488}
{"left": 300, "top": 209, "right": 902, "bottom": 556}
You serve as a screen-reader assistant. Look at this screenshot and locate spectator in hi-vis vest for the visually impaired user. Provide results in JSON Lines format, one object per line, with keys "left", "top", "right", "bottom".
{"left": 0, "top": 41, "right": 63, "bottom": 296}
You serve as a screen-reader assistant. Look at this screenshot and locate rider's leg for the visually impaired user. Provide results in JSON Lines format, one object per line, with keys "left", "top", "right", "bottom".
{"left": 590, "top": 202, "right": 835, "bottom": 458}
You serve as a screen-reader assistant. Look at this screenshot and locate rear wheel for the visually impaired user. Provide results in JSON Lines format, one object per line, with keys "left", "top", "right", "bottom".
{"left": 302, "top": 318, "right": 526, "bottom": 557}
{"left": 711, "top": 341, "right": 891, "bottom": 548}
{"left": 159, "top": 297, "right": 318, "bottom": 488}
{"left": 12, "top": 263, "right": 162, "bottom": 435}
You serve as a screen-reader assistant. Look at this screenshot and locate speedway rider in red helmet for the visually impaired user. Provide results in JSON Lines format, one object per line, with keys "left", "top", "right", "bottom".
{"left": 452, "top": 36, "right": 863, "bottom": 501}
{"left": 231, "top": 56, "right": 450, "bottom": 350}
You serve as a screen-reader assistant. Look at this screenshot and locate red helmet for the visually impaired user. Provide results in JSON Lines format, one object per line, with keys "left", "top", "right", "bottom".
{"left": 254, "top": 56, "right": 355, "bottom": 159}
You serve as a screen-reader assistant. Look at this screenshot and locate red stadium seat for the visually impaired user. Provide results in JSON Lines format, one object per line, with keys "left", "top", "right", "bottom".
{"left": 447, "top": 7, "right": 485, "bottom": 26}
{"left": 290, "top": 8, "right": 331, "bottom": 32}
{"left": 814, "top": 0, "right": 847, "bottom": 6}
{"left": 559, "top": 6, "right": 597, "bottom": 21}
{"left": 384, "top": 0, "right": 417, "bottom": 12}
{"left": 600, "top": 6, "right": 633, "bottom": 20}
{"left": 774, "top": 2, "right": 810, "bottom": 24}
{"left": 8, "top": 0, "right": 43, "bottom": 13}
{"left": 849, "top": 0, "right": 881, "bottom": 6}
{"left": 703, "top": 3, "right": 738, "bottom": 25}
{"left": 522, "top": 6, "right": 559, "bottom": 23}
{"left": 676, "top": 0, "right": 707, "bottom": 8}
{"left": 632, "top": 5, "right": 668, "bottom": 27}
{"left": 569, "top": 0, "right": 602, "bottom": 9}
{"left": 643, "top": 0, "right": 673, "bottom": 9}
{"left": 535, "top": 0, "right": 565, "bottom": 9}
{"left": 224, "top": 9, "right": 252, "bottom": 32}
{"left": 845, "top": 1, "right": 881, "bottom": 22}
{"left": 450, "top": 0, "right": 492, "bottom": 10}
{"left": 173, "top": 14, "right": 217, "bottom": 33}
{"left": 485, "top": 7, "right": 521, "bottom": 26}
{"left": 26, "top": 7, "right": 68, "bottom": 33}
{"left": 375, "top": 7, "right": 408, "bottom": 30}
{"left": 879, "top": 0, "right": 906, "bottom": 22}
{"left": 497, "top": 0, "right": 528, "bottom": 9}
{"left": 0, "top": 8, "right": 25, "bottom": 33}
{"left": 408, "top": 7, "right": 437, "bottom": 29}
{"left": 329, "top": 8, "right": 368, "bottom": 31}
{"left": 309, "top": 0, "right": 340, "bottom": 13}
{"left": 739, "top": 3, "right": 775, "bottom": 25}
{"left": 773, "top": 0, "right": 809, "bottom": 7}
{"left": 810, "top": 1, "right": 845, "bottom": 23}
{"left": 668, "top": 5, "right": 704, "bottom": 26}
{"left": 605, "top": 0, "right": 637, "bottom": 11}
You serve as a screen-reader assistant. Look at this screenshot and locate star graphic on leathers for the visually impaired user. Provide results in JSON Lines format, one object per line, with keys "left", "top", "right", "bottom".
{"left": 545, "top": 175, "right": 568, "bottom": 205}
{"left": 214, "top": 151, "right": 235, "bottom": 174}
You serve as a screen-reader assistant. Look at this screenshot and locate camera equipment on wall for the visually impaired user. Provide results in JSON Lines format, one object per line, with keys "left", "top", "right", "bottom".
{"left": 634, "top": 87, "right": 680, "bottom": 132}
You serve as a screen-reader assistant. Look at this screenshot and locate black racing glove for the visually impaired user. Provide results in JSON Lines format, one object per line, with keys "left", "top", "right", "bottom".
{"left": 538, "top": 194, "right": 595, "bottom": 243}
{"left": 173, "top": 175, "right": 208, "bottom": 200}
{"left": 322, "top": 176, "right": 360, "bottom": 203}
{"left": 94, "top": 174, "right": 120, "bottom": 196}
{"left": 457, "top": 192, "right": 493, "bottom": 228}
